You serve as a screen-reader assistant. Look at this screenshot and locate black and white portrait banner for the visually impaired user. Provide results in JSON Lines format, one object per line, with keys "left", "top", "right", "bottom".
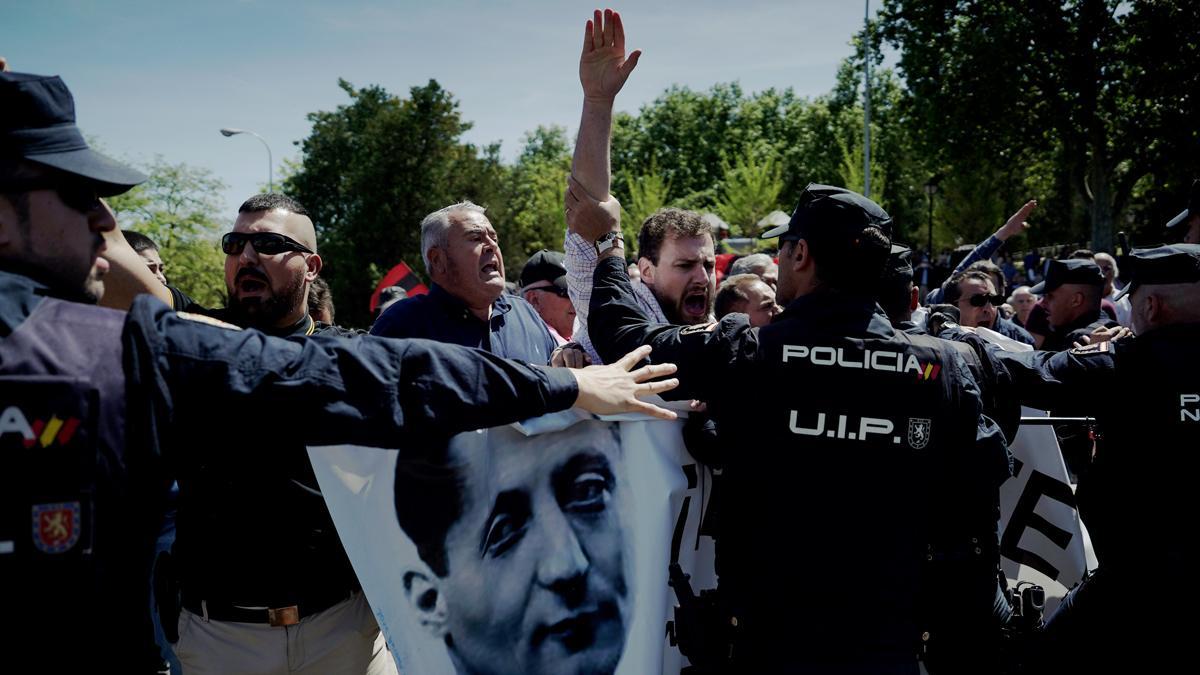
{"left": 308, "top": 406, "right": 715, "bottom": 675}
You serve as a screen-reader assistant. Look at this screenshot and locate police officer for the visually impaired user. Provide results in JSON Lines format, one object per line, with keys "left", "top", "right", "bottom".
{"left": 1165, "top": 178, "right": 1199, "bottom": 244}
{"left": 1030, "top": 258, "right": 1117, "bottom": 352}
{"left": 990, "top": 244, "right": 1200, "bottom": 673}
{"left": 580, "top": 184, "right": 1013, "bottom": 673}
{"left": 0, "top": 69, "right": 679, "bottom": 671}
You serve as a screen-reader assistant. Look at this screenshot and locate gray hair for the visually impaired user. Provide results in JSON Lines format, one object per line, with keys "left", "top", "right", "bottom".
{"left": 729, "top": 253, "right": 774, "bottom": 277}
{"left": 420, "top": 200, "right": 487, "bottom": 272}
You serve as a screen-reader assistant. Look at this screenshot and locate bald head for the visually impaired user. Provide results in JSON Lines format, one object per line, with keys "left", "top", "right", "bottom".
{"left": 1130, "top": 281, "right": 1200, "bottom": 335}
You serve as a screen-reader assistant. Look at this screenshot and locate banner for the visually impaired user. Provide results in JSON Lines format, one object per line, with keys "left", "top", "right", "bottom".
{"left": 976, "top": 327, "right": 1098, "bottom": 612}
{"left": 309, "top": 407, "right": 716, "bottom": 675}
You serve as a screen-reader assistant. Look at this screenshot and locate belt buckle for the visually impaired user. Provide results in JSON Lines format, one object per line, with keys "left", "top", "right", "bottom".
{"left": 268, "top": 605, "right": 300, "bottom": 627}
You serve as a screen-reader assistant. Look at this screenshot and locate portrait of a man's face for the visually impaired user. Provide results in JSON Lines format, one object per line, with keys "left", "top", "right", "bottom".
{"left": 394, "top": 419, "right": 630, "bottom": 675}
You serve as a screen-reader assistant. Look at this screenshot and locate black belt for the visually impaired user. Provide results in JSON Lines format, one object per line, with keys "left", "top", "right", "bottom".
{"left": 182, "top": 589, "right": 357, "bottom": 627}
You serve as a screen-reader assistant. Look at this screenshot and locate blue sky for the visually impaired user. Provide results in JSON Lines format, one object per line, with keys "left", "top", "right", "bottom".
{"left": 6, "top": 0, "right": 889, "bottom": 215}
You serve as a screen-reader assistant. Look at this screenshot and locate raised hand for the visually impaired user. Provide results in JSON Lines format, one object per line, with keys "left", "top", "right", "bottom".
{"left": 572, "top": 345, "right": 679, "bottom": 420}
{"left": 998, "top": 199, "right": 1038, "bottom": 240}
{"left": 579, "top": 8, "right": 642, "bottom": 103}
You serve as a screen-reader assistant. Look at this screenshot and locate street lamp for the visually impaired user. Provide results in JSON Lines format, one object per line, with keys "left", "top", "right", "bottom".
{"left": 219, "top": 128, "right": 273, "bottom": 193}
{"left": 923, "top": 175, "right": 941, "bottom": 258}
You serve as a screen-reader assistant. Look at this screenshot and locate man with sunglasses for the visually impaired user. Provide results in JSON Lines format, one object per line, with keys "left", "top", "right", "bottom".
{"left": 943, "top": 269, "right": 1035, "bottom": 345}
{"left": 0, "top": 69, "right": 681, "bottom": 672}
{"left": 520, "top": 249, "right": 577, "bottom": 344}
{"left": 168, "top": 193, "right": 344, "bottom": 338}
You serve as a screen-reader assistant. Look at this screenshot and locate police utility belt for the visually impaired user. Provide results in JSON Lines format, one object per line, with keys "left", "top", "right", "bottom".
{"left": 182, "top": 586, "right": 358, "bottom": 626}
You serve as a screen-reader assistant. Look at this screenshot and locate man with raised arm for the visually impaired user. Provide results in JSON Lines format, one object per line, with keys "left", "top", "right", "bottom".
{"left": 564, "top": 9, "right": 716, "bottom": 364}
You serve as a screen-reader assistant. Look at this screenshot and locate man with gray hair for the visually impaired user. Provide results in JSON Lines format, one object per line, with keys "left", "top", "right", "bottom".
{"left": 728, "top": 252, "right": 778, "bottom": 289}
{"left": 371, "top": 201, "right": 565, "bottom": 364}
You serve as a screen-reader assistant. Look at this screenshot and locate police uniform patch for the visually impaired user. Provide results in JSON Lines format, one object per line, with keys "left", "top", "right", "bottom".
{"left": 177, "top": 311, "right": 242, "bottom": 331}
{"left": 1069, "top": 341, "right": 1111, "bottom": 356}
{"left": 31, "top": 501, "right": 81, "bottom": 554}
{"left": 680, "top": 322, "right": 717, "bottom": 336}
{"left": 907, "top": 418, "right": 932, "bottom": 450}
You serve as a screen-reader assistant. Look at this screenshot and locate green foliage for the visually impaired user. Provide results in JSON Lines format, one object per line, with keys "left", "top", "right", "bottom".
{"left": 501, "top": 125, "right": 572, "bottom": 274}
{"left": 621, "top": 158, "right": 671, "bottom": 249}
{"left": 285, "top": 79, "right": 506, "bottom": 327}
{"left": 713, "top": 152, "right": 784, "bottom": 237}
{"left": 106, "top": 157, "right": 227, "bottom": 306}
{"left": 880, "top": 0, "right": 1200, "bottom": 251}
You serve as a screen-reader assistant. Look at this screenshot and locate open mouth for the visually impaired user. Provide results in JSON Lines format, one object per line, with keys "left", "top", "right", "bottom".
{"left": 682, "top": 291, "right": 708, "bottom": 318}
{"left": 236, "top": 271, "right": 270, "bottom": 294}
{"left": 480, "top": 262, "right": 500, "bottom": 277}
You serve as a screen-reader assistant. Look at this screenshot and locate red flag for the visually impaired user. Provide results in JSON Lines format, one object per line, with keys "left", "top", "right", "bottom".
{"left": 368, "top": 261, "right": 428, "bottom": 313}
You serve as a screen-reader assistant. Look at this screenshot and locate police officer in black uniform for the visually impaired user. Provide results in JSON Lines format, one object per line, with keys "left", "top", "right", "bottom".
{"left": 989, "top": 244, "right": 1200, "bottom": 673}
{"left": 1030, "top": 258, "right": 1118, "bottom": 352}
{"left": 0, "top": 69, "right": 679, "bottom": 671}
{"left": 584, "top": 184, "right": 1013, "bottom": 673}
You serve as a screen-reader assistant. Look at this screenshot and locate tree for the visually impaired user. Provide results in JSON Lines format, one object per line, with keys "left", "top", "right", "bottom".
{"left": 714, "top": 153, "right": 784, "bottom": 237}
{"left": 880, "top": 0, "right": 1200, "bottom": 251}
{"left": 106, "top": 157, "right": 228, "bottom": 306}
{"left": 501, "top": 126, "right": 572, "bottom": 274}
{"left": 285, "top": 79, "right": 507, "bottom": 327}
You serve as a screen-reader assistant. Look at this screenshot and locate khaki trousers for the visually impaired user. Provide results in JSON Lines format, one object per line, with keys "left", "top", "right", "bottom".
{"left": 173, "top": 592, "right": 398, "bottom": 675}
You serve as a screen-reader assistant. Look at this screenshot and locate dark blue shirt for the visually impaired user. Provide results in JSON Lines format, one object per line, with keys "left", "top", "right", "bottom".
{"left": 371, "top": 283, "right": 558, "bottom": 364}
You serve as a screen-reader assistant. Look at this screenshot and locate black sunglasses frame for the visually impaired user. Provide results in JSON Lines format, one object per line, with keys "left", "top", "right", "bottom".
{"left": 967, "top": 292, "right": 1005, "bottom": 308}
{"left": 221, "top": 232, "right": 314, "bottom": 256}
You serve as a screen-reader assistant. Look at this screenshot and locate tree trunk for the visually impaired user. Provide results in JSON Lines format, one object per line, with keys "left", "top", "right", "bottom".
{"left": 1087, "top": 158, "right": 1114, "bottom": 253}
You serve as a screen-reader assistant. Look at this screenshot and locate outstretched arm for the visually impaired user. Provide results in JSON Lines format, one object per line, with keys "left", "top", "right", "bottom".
{"left": 573, "top": 8, "right": 641, "bottom": 199}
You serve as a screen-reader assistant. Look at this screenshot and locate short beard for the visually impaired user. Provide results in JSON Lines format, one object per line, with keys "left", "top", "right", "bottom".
{"left": 225, "top": 273, "right": 306, "bottom": 329}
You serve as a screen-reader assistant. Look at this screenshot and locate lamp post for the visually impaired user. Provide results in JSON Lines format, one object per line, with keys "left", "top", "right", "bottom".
{"left": 923, "top": 176, "right": 940, "bottom": 258}
{"left": 863, "top": 0, "right": 872, "bottom": 198}
{"left": 219, "top": 128, "right": 273, "bottom": 193}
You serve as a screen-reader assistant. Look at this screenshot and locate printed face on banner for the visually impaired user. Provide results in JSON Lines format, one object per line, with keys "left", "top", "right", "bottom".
{"left": 394, "top": 419, "right": 630, "bottom": 675}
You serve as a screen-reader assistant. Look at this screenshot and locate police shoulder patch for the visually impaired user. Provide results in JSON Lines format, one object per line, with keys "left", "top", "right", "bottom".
{"left": 680, "top": 322, "right": 718, "bottom": 335}
{"left": 1069, "top": 341, "right": 1110, "bottom": 356}
{"left": 177, "top": 311, "right": 242, "bottom": 331}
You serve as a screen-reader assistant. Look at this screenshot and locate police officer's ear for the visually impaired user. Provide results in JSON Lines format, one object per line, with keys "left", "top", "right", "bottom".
{"left": 304, "top": 252, "right": 322, "bottom": 283}
{"left": 403, "top": 569, "right": 448, "bottom": 637}
{"left": 783, "top": 238, "right": 812, "bottom": 272}
{"left": 908, "top": 285, "right": 920, "bottom": 313}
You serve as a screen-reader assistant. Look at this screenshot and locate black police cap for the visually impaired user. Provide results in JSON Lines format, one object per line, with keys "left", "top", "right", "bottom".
{"left": 1165, "top": 179, "right": 1200, "bottom": 231}
{"left": 519, "top": 249, "right": 568, "bottom": 290}
{"left": 1114, "top": 244, "right": 1200, "bottom": 299}
{"left": 1, "top": 71, "right": 145, "bottom": 195}
{"left": 760, "top": 183, "right": 893, "bottom": 242}
{"left": 1029, "top": 258, "right": 1105, "bottom": 294}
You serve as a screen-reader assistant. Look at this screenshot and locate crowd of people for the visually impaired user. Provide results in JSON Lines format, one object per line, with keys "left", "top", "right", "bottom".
{"left": 2, "top": 7, "right": 1198, "bottom": 675}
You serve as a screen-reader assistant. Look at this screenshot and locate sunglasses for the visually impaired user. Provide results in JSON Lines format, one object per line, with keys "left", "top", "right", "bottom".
{"left": 966, "top": 293, "right": 1005, "bottom": 308}
{"left": 221, "top": 232, "right": 314, "bottom": 256}
{"left": 1, "top": 178, "right": 103, "bottom": 215}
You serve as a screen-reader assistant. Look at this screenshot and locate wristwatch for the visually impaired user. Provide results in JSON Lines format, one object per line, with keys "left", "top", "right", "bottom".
{"left": 595, "top": 230, "right": 624, "bottom": 255}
